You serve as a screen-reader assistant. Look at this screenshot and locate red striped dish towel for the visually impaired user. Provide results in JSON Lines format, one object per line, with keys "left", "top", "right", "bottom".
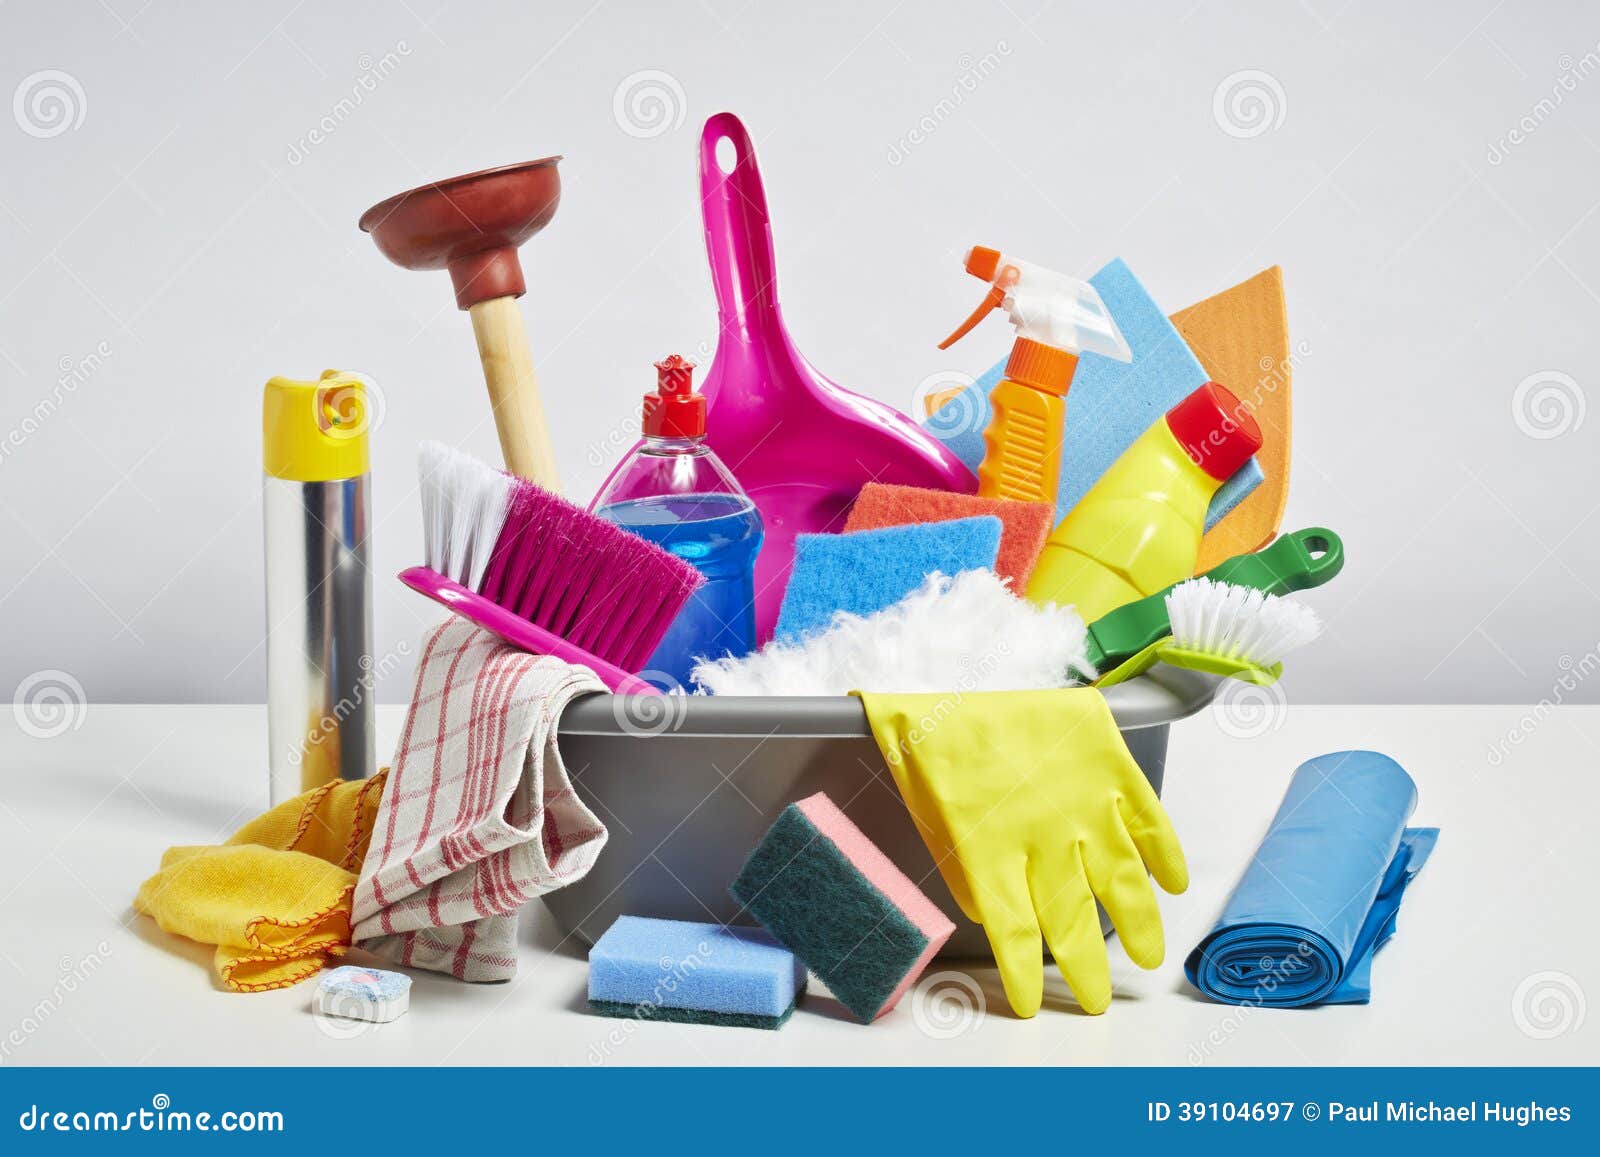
{"left": 352, "top": 618, "right": 608, "bottom": 981}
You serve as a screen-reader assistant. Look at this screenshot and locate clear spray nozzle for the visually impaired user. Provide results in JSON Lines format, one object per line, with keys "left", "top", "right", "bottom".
{"left": 938, "top": 246, "right": 1132, "bottom": 363}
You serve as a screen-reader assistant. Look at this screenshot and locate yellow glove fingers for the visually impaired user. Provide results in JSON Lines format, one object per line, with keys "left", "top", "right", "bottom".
{"left": 969, "top": 859, "right": 1045, "bottom": 1018}
{"left": 1083, "top": 821, "right": 1167, "bottom": 970}
{"left": 1029, "top": 847, "right": 1113, "bottom": 1015}
{"left": 1116, "top": 785, "right": 1189, "bottom": 895}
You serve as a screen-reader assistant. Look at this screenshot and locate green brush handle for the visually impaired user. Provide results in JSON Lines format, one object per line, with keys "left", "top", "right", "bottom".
{"left": 1082, "top": 528, "right": 1344, "bottom": 672}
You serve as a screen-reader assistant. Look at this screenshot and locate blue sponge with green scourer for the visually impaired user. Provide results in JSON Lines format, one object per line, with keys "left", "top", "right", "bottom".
{"left": 926, "top": 257, "right": 1262, "bottom": 532}
{"left": 775, "top": 516, "right": 1003, "bottom": 642}
{"left": 587, "top": 915, "right": 807, "bottom": 1030}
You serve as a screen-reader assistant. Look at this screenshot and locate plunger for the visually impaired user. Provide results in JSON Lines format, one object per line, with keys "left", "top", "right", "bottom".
{"left": 360, "top": 157, "right": 563, "bottom": 490}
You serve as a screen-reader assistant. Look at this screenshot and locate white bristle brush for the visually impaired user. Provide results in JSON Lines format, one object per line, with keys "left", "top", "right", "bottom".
{"left": 1097, "top": 576, "right": 1323, "bottom": 687}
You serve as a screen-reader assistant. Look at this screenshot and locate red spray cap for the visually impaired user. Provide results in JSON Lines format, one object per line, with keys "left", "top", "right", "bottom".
{"left": 1165, "top": 381, "right": 1263, "bottom": 481}
{"left": 641, "top": 355, "right": 706, "bottom": 438}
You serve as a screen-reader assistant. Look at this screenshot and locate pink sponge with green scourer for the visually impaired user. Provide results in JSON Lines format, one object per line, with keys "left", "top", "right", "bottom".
{"left": 730, "top": 792, "right": 955, "bottom": 1023}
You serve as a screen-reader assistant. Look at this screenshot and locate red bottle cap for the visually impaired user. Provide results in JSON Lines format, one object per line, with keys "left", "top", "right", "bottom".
{"left": 641, "top": 354, "right": 706, "bottom": 438}
{"left": 1165, "top": 381, "right": 1263, "bottom": 481}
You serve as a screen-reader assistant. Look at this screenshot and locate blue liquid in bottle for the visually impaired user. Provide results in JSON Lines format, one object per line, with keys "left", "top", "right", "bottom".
{"left": 590, "top": 355, "right": 764, "bottom": 692}
{"left": 597, "top": 493, "right": 763, "bottom": 689}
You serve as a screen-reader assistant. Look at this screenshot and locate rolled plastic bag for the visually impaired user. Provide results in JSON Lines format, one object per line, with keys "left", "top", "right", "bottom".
{"left": 1185, "top": 750, "right": 1438, "bottom": 1007}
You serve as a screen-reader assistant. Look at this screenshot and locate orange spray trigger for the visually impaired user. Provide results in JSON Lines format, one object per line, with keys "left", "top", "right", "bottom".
{"left": 938, "top": 284, "right": 1006, "bottom": 350}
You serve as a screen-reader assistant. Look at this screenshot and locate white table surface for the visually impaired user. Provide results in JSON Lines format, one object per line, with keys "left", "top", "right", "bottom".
{"left": 2, "top": 702, "right": 1596, "bottom": 1067}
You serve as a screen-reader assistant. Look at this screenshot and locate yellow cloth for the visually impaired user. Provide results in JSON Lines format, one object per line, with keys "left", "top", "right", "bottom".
{"left": 1171, "top": 266, "right": 1293, "bottom": 570}
{"left": 134, "top": 771, "right": 388, "bottom": 992}
{"left": 855, "top": 689, "right": 1186, "bottom": 1017}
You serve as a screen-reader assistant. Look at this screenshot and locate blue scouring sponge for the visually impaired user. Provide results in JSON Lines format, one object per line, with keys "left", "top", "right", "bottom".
{"left": 775, "top": 516, "right": 1002, "bottom": 642}
{"left": 588, "top": 916, "right": 807, "bottom": 1030}
{"left": 926, "top": 258, "right": 1262, "bottom": 531}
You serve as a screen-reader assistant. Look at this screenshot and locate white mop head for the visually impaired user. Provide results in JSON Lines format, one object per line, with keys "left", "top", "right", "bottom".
{"left": 1165, "top": 577, "right": 1323, "bottom": 668}
{"left": 691, "top": 569, "right": 1093, "bottom": 696}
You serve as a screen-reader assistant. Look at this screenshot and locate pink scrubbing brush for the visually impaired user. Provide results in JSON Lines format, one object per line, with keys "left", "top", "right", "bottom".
{"left": 401, "top": 442, "right": 703, "bottom": 694}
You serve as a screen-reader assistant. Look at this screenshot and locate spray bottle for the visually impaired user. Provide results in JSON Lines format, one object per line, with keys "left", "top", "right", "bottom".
{"left": 263, "top": 370, "right": 376, "bottom": 804}
{"left": 939, "top": 246, "right": 1132, "bottom": 504}
{"left": 1025, "top": 381, "right": 1263, "bottom": 623}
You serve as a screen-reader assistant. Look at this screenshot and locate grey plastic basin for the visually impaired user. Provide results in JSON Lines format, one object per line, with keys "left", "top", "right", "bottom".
{"left": 545, "top": 668, "right": 1219, "bottom": 957}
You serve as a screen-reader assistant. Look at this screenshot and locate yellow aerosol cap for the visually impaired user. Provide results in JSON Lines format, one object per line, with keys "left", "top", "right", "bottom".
{"left": 262, "top": 370, "right": 373, "bottom": 482}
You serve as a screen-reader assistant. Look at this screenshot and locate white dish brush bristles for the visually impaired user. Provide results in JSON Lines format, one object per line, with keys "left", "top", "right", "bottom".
{"left": 1164, "top": 577, "right": 1322, "bottom": 669}
{"left": 419, "top": 440, "right": 515, "bottom": 589}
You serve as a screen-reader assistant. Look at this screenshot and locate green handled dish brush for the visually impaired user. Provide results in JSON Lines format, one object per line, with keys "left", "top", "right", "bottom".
{"left": 1082, "top": 527, "right": 1342, "bottom": 673}
{"left": 1096, "top": 577, "right": 1323, "bottom": 687}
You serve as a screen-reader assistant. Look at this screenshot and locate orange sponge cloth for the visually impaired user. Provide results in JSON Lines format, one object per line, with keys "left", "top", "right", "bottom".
{"left": 844, "top": 483, "right": 1053, "bottom": 587}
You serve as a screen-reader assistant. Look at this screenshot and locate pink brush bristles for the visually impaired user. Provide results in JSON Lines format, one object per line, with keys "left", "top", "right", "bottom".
{"left": 413, "top": 442, "right": 703, "bottom": 682}
{"left": 478, "top": 478, "right": 702, "bottom": 672}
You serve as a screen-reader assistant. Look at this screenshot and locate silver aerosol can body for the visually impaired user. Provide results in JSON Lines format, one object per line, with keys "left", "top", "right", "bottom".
{"left": 263, "top": 370, "right": 376, "bottom": 803}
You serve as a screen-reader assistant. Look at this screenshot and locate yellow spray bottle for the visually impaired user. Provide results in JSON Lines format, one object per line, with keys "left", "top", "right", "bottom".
{"left": 939, "top": 247, "right": 1132, "bottom": 505}
{"left": 1026, "top": 381, "right": 1263, "bottom": 623}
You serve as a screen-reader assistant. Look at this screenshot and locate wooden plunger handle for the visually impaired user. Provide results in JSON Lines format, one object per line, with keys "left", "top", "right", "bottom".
{"left": 467, "top": 296, "right": 561, "bottom": 491}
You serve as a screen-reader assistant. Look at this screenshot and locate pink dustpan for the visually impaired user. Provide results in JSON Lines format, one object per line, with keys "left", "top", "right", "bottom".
{"left": 695, "top": 113, "right": 976, "bottom": 641}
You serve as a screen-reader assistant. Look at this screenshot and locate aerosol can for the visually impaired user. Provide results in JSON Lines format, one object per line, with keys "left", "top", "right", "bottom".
{"left": 262, "top": 370, "right": 376, "bottom": 804}
{"left": 939, "top": 246, "right": 1132, "bottom": 505}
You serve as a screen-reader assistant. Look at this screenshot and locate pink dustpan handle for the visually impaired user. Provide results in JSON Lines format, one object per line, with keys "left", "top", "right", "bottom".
{"left": 399, "top": 567, "right": 660, "bottom": 696}
{"left": 700, "top": 112, "right": 783, "bottom": 341}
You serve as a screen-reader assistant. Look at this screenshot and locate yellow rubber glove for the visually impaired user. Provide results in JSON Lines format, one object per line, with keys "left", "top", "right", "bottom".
{"left": 854, "top": 688, "right": 1187, "bottom": 1016}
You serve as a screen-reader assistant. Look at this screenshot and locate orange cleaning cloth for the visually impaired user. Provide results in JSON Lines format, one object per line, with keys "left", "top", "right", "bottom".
{"left": 1171, "top": 267, "right": 1293, "bottom": 570}
{"left": 134, "top": 771, "right": 388, "bottom": 992}
{"left": 843, "top": 483, "right": 1054, "bottom": 587}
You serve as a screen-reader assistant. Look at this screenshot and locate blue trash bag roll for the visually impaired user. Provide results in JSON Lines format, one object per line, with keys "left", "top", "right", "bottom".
{"left": 1185, "top": 750, "right": 1439, "bottom": 1008}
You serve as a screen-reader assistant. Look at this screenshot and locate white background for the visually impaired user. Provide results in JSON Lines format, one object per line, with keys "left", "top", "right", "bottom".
{"left": 2, "top": 0, "right": 1598, "bottom": 704}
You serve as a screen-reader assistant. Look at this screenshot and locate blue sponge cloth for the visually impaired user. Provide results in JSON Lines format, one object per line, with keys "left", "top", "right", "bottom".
{"left": 775, "top": 516, "right": 1003, "bottom": 642}
{"left": 927, "top": 257, "right": 1262, "bottom": 532}
{"left": 588, "top": 916, "right": 806, "bottom": 1027}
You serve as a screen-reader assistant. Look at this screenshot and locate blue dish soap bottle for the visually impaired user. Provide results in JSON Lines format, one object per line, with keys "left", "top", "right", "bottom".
{"left": 591, "top": 355, "right": 764, "bottom": 690}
